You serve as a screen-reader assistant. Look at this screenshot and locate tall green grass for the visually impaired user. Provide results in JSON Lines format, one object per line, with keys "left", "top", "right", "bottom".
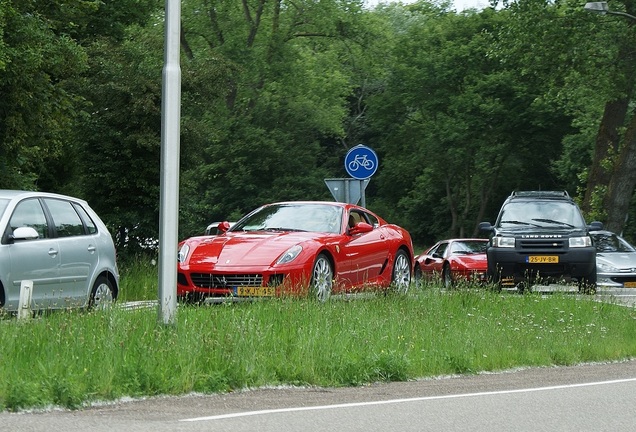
{"left": 1, "top": 285, "right": 635, "bottom": 412}
{"left": 117, "top": 255, "right": 158, "bottom": 301}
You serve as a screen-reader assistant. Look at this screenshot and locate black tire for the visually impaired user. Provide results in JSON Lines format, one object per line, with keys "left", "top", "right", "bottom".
{"left": 179, "top": 292, "right": 205, "bottom": 305}
{"left": 310, "top": 253, "right": 333, "bottom": 302}
{"left": 516, "top": 280, "right": 529, "bottom": 294}
{"left": 442, "top": 264, "right": 453, "bottom": 289}
{"left": 578, "top": 269, "right": 597, "bottom": 295}
{"left": 89, "top": 275, "right": 115, "bottom": 310}
{"left": 414, "top": 266, "right": 423, "bottom": 289}
{"left": 487, "top": 270, "right": 502, "bottom": 292}
{"left": 391, "top": 249, "right": 411, "bottom": 294}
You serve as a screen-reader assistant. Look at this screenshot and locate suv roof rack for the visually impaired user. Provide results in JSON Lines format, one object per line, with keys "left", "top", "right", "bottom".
{"left": 509, "top": 190, "right": 570, "bottom": 198}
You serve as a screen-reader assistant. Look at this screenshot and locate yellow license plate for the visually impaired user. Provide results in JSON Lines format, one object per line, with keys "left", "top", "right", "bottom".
{"left": 527, "top": 255, "right": 559, "bottom": 264}
{"left": 624, "top": 282, "right": 636, "bottom": 288}
{"left": 235, "top": 286, "right": 275, "bottom": 297}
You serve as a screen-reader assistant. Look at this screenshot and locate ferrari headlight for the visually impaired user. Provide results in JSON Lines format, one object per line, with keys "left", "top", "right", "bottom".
{"left": 569, "top": 236, "right": 592, "bottom": 248}
{"left": 177, "top": 244, "right": 190, "bottom": 263}
{"left": 492, "top": 237, "right": 515, "bottom": 248}
{"left": 277, "top": 245, "right": 303, "bottom": 264}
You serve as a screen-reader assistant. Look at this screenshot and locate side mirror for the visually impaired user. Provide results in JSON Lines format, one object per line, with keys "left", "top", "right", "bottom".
{"left": 11, "top": 226, "right": 39, "bottom": 241}
{"left": 217, "top": 221, "right": 231, "bottom": 233}
{"left": 588, "top": 221, "right": 603, "bottom": 231}
{"left": 478, "top": 222, "right": 493, "bottom": 232}
{"left": 349, "top": 222, "right": 373, "bottom": 235}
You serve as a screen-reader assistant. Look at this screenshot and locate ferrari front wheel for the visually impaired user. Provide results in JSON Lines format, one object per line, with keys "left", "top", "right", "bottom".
{"left": 310, "top": 253, "right": 333, "bottom": 302}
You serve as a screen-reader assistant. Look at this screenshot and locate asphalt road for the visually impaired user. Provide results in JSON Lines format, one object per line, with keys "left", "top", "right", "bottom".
{"left": 1, "top": 360, "right": 635, "bottom": 431}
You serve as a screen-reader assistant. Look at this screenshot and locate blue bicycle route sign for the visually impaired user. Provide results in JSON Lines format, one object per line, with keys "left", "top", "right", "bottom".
{"left": 344, "top": 144, "right": 378, "bottom": 180}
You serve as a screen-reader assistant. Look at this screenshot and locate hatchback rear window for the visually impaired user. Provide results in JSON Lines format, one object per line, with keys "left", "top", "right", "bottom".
{"left": 44, "top": 198, "right": 86, "bottom": 237}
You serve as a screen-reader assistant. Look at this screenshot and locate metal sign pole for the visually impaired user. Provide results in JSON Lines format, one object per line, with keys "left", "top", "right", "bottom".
{"left": 158, "top": 0, "right": 181, "bottom": 326}
{"left": 360, "top": 180, "right": 366, "bottom": 208}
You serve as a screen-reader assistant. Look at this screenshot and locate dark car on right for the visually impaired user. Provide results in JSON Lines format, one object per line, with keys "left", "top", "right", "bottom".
{"left": 479, "top": 191, "right": 603, "bottom": 293}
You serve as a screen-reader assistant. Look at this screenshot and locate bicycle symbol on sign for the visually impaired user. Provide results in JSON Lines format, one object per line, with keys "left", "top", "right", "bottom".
{"left": 348, "top": 154, "right": 375, "bottom": 172}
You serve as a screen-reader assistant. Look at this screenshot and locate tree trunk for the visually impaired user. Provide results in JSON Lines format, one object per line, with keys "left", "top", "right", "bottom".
{"left": 604, "top": 111, "right": 636, "bottom": 233}
{"left": 581, "top": 98, "right": 628, "bottom": 214}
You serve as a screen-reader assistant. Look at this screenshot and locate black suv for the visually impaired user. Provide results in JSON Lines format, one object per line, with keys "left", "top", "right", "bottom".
{"left": 479, "top": 191, "right": 603, "bottom": 293}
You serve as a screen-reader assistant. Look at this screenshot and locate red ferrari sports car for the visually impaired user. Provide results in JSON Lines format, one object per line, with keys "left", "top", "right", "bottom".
{"left": 414, "top": 238, "right": 488, "bottom": 288}
{"left": 177, "top": 201, "right": 414, "bottom": 302}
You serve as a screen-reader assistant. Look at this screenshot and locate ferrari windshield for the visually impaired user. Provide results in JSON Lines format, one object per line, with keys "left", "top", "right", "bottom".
{"left": 232, "top": 203, "right": 344, "bottom": 234}
{"left": 450, "top": 240, "right": 488, "bottom": 254}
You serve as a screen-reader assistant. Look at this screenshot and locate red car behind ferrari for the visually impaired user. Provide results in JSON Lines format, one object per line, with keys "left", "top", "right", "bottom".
{"left": 414, "top": 238, "right": 488, "bottom": 288}
{"left": 177, "top": 201, "right": 414, "bottom": 303}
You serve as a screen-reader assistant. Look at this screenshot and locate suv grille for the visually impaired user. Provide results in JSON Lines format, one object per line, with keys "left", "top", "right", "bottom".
{"left": 519, "top": 238, "right": 566, "bottom": 249}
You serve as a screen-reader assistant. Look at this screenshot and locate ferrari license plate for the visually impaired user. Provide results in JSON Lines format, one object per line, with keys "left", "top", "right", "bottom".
{"left": 624, "top": 282, "right": 636, "bottom": 288}
{"left": 527, "top": 255, "right": 559, "bottom": 264}
{"left": 235, "top": 286, "right": 275, "bottom": 297}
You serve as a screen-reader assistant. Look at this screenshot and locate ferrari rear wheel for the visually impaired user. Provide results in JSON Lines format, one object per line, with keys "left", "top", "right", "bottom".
{"left": 391, "top": 249, "right": 411, "bottom": 294}
{"left": 311, "top": 253, "right": 333, "bottom": 302}
{"left": 442, "top": 264, "right": 453, "bottom": 289}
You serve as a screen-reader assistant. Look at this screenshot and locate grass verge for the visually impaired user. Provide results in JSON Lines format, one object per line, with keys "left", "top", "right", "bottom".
{"left": 1, "top": 286, "right": 635, "bottom": 412}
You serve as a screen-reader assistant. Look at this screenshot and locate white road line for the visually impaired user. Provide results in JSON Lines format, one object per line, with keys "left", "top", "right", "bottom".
{"left": 180, "top": 377, "right": 636, "bottom": 422}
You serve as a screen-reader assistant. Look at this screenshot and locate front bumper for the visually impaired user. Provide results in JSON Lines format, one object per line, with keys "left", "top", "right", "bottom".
{"left": 596, "top": 271, "right": 636, "bottom": 288}
{"left": 487, "top": 246, "right": 596, "bottom": 286}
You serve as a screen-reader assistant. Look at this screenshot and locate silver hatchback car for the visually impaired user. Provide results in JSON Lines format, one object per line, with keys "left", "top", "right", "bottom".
{"left": 0, "top": 190, "right": 119, "bottom": 312}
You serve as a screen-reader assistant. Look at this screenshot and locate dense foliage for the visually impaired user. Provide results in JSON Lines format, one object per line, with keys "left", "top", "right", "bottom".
{"left": 1, "top": 0, "right": 635, "bottom": 257}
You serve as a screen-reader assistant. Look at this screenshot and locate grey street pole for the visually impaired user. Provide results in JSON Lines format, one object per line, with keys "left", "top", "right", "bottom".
{"left": 158, "top": 0, "right": 181, "bottom": 325}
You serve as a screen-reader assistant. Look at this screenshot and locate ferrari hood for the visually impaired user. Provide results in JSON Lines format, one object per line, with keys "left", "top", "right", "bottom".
{"left": 187, "top": 231, "right": 319, "bottom": 268}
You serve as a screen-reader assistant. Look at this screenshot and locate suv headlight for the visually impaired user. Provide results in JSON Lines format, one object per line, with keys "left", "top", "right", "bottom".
{"left": 569, "top": 236, "right": 592, "bottom": 248}
{"left": 492, "top": 237, "right": 515, "bottom": 248}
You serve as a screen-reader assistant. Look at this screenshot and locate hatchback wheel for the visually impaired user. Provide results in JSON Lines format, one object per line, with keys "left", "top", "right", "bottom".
{"left": 89, "top": 276, "right": 115, "bottom": 310}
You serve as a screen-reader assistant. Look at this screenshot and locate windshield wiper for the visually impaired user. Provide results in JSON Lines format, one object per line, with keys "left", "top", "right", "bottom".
{"left": 264, "top": 227, "right": 306, "bottom": 232}
{"left": 501, "top": 220, "right": 532, "bottom": 225}
{"left": 532, "top": 219, "right": 575, "bottom": 228}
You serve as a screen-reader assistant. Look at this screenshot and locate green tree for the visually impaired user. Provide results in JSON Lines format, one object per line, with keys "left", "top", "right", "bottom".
{"left": 0, "top": 1, "right": 87, "bottom": 190}
{"left": 365, "top": 4, "right": 572, "bottom": 245}
{"left": 176, "top": 0, "right": 375, "bottom": 237}
{"left": 499, "top": 0, "right": 636, "bottom": 234}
